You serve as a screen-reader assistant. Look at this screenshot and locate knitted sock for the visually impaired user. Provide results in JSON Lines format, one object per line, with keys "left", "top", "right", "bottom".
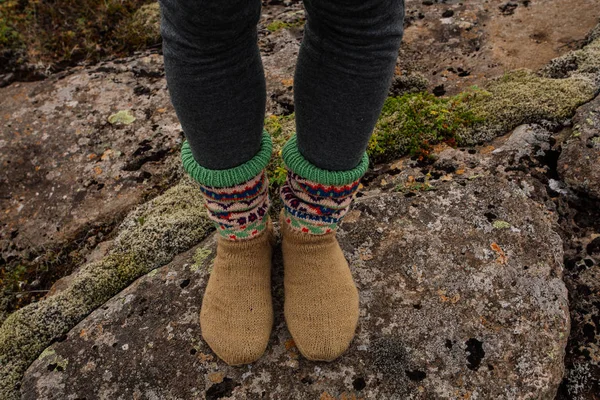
{"left": 279, "top": 135, "right": 368, "bottom": 361}
{"left": 182, "top": 131, "right": 274, "bottom": 365}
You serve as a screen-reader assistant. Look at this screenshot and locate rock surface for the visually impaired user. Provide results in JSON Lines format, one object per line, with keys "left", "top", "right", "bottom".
{"left": 3, "top": 3, "right": 600, "bottom": 399}
{"left": 0, "top": 54, "right": 183, "bottom": 314}
{"left": 2, "top": 0, "right": 599, "bottom": 319}
{"left": 21, "top": 161, "right": 569, "bottom": 399}
{"left": 558, "top": 95, "right": 600, "bottom": 199}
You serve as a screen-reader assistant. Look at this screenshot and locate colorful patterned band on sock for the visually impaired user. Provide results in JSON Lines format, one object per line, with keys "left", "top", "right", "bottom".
{"left": 181, "top": 131, "right": 273, "bottom": 241}
{"left": 281, "top": 171, "right": 361, "bottom": 235}
{"left": 280, "top": 134, "right": 367, "bottom": 235}
{"left": 201, "top": 171, "right": 271, "bottom": 241}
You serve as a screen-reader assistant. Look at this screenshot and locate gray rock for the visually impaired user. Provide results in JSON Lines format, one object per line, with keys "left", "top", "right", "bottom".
{"left": 492, "top": 124, "right": 552, "bottom": 160}
{"left": 22, "top": 173, "right": 569, "bottom": 399}
{"left": 558, "top": 95, "right": 600, "bottom": 199}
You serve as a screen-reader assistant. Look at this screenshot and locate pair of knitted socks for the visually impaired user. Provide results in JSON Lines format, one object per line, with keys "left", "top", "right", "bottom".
{"left": 182, "top": 131, "right": 367, "bottom": 365}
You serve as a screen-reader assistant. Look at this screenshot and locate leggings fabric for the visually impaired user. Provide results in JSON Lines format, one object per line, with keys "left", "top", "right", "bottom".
{"left": 159, "top": 0, "right": 405, "bottom": 171}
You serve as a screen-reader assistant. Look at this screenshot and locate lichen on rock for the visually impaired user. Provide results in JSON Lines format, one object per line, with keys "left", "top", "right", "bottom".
{"left": 19, "top": 161, "right": 570, "bottom": 399}
{"left": 0, "top": 177, "right": 213, "bottom": 400}
{"left": 463, "top": 69, "right": 597, "bottom": 144}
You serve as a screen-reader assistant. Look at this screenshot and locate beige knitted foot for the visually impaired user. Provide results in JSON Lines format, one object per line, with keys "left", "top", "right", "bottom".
{"left": 200, "top": 224, "right": 275, "bottom": 365}
{"left": 280, "top": 214, "right": 359, "bottom": 361}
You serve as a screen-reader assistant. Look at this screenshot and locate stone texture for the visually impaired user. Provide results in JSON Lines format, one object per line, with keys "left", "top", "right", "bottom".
{"left": 558, "top": 95, "right": 600, "bottom": 199}
{"left": 21, "top": 168, "right": 569, "bottom": 399}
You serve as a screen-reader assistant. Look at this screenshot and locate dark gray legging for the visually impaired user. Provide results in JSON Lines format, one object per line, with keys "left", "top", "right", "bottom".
{"left": 159, "top": 0, "right": 405, "bottom": 171}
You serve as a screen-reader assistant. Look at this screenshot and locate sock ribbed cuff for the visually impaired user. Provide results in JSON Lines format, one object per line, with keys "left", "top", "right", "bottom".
{"left": 281, "top": 135, "right": 369, "bottom": 186}
{"left": 182, "top": 131, "right": 272, "bottom": 188}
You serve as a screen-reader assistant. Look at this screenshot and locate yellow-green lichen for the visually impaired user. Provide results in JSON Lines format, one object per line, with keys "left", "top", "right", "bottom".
{"left": 266, "top": 19, "right": 305, "bottom": 33}
{"left": 108, "top": 110, "right": 136, "bottom": 125}
{"left": 462, "top": 69, "right": 597, "bottom": 144}
{"left": 493, "top": 220, "right": 511, "bottom": 229}
{"left": 191, "top": 247, "right": 212, "bottom": 272}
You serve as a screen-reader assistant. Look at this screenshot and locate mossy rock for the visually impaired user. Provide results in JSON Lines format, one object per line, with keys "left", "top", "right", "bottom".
{"left": 463, "top": 69, "right": 597, "bottom": 144}
{"left": 0, "top": 178, "right": 213, "bottom": 400}
{"left": 114, "top": 2, "right": 162, "bottom": 49}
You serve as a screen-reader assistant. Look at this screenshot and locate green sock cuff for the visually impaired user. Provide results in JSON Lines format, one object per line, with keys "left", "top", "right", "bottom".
{"left": 181, "top": 131, "right": 272, "bottom": 188}
{"left": 282, "top": 135, "right": 369, "bottom": 186}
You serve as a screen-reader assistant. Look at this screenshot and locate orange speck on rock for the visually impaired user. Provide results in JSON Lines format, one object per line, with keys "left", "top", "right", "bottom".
{"left": 490, "top": 242, "right": 507, "bottom": 264}
{"left": 479, "top": 145, "right": 496, "bottom": 154}
{"left": 94, "top": 166, "right": 102, "bottom": 175}
{"left": 208, "top": 372, "right": 225, "bottom": 383}
{"left": 197, "top": 352, "right": 214, "bottom": 363}
{"left": 284, "top": 339, "right": 296, "bottom": 350}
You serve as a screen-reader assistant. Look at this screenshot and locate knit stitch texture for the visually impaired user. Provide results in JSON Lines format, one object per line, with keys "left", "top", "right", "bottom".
{"left": 200, "top": 223, "right": 275, "bottom": 365}
{"left": 182, "top": 131, "right": 272, "bottom": 188}
{"left": 281, "top": 170, "right": 361, "bottom": 235}
{"left": 201, "top": 171, "right": 271, "bottom": 240}
{"left": 282, "top": 135, "right": 369, "bottom": 186}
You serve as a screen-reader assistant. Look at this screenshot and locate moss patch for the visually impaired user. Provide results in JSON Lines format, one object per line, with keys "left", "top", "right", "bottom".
{"left": 266, "top": 19, "right": 305, "bottom": 33}
{"left": 542, "top": 37, "right": 600, "bottom": 79}
{"left": 369, "top": 65, "right": 598, "bottom": 163}
{"left": 0, "top": 177, "right": 212, "bottom": 400}
{"left": 463, "top": 69, "right": 597, "bottom": 144}
{"left": 369, "top": 91, "right": 482, "bottom": 163}
{"left": 115, "top": 3, "right": 161, "bottom": 50}
{"left": 263, "top": 47, "right": 598, "bottom": 171}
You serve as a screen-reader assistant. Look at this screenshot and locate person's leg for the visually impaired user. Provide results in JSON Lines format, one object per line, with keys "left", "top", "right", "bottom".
{"left": 159, "top": 0, "right": 274, "bottom": 366}
{"left": 295, "top": 0, "right": 405, "bottom": 171}
{"left": 281, "top": 0, "right": 405, "bottom": 361}
{"left": 160, "top": 0, "right": 266, "bottom": 170}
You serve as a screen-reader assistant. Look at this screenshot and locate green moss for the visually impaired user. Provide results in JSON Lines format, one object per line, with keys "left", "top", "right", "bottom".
{"left": 262, "top": 114, "right": 295, "bottom": 216}
{"left": 263, "top": 114, "right": 295, "bottom": 181}
{"left": 0, "top": 178, "right": 213, "bottom": 400}
{"left": 369, "top": 66, "right": 598, "bottom": 163}
{"left": 0, "top": 15, "right": 19, "bottom": 47}
{"left": 369, "top": 91, "right": 483, "bottom": 164}
{"left": 114, "top": 3, "right": 161, "bottom": 50}
{"left": 266, "top": 19, "right": 305, "bottom": 32}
